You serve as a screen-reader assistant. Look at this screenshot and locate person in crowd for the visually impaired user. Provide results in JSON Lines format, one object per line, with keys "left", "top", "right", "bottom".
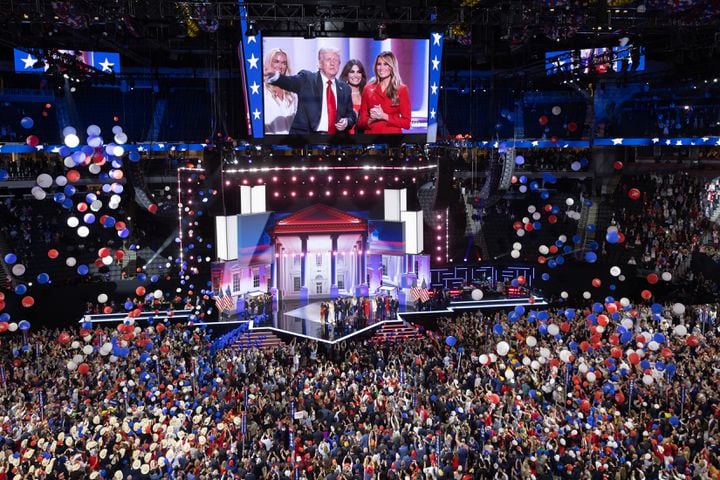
{"left": 265, "top": 47, "right": 356, "bottom": 135}
{"left": 339, "top": 59, "right": 367, "bottom": 134}
{"left": 357, "top": 51, "right": 411, "bottom": 134}
{"left": 262, "top": 48, "right": 298, "bottom": 135}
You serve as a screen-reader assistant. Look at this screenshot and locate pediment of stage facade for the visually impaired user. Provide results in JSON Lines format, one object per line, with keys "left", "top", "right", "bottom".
{"left": 273, "top": 204, "right": 367, "bottom": 235}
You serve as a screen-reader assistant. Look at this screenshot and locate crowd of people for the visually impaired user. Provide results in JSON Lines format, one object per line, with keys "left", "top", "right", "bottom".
{"left": 0, "top": 295, "right": 717, "bottom": 479}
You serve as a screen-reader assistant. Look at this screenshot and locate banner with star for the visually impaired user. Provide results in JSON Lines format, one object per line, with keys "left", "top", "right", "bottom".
{"left": 237, "top": 3, "right": 264, "bottom": 138}
{"left": 427, "top": 32, "right": 443, "bottom": 143}
{"left": 13, "top": 48, "right": 120, "bottom": 74}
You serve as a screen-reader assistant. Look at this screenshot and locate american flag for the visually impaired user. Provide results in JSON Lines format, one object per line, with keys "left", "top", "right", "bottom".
{"left": 410, "top": 286, "right": 430, "bottom": 303}
{"left": 214, "top": 289, "right": 235, "bottom": 312}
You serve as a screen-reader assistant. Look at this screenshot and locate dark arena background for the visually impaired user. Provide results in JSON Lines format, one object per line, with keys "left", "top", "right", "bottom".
{"left": 0, "top": 1, "right": 719, "bottom": 479}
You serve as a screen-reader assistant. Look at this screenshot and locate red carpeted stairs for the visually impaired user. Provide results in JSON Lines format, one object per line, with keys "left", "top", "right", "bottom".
{"left": 232, "top": 330, "right": 286, "bottom": 350}
{"left": 371, "top": 320, "right": 423, "bottom": 343}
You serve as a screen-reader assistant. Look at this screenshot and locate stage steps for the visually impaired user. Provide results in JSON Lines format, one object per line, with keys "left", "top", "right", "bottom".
{"left": 231, "top": 330, "right": 286, "bottom": 350}
{"left": 370, "top": 320, "right": 423, "bottom": 343}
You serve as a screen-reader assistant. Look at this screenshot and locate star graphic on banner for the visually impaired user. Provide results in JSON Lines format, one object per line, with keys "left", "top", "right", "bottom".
{"left": 250, "top": 81, "right": 260, "bottom": 95}
{"left": 247, "top": 35, "right": 257, "bottom": 44}
{"left": 651, "top": 138, "right": 659, "bottom": 143}
{"left": 665, "top": 139, "right": 671, "bottom": 145}
{"left": 21, "top": 53, "right": 37, "bottom": 69}
{"left": 531, "top": 141, "right": 539, "bottom": 147}
{"left": 99, "top": 58, "right": 115, "bottom": 72}
{"left": 702, "top": 137, "right": 709, "bottom": 142}
{"left": 247, "top": 53, "right": 259, "bottom": 69}
{"left": 430, "top": 82, "right": 438, "bottom": 95}
{"left": 611, "top": 138, "right": 623, "bottom": 145}
{"left": 429, "top": 109, "right": 436, "bottom": 119}
{"left": 676, "top": 140, "right": 683, "bottom": 146}
{"left": 432, "top": 33, "right": 442, "bottom": 45}
{"left": 252, "top": 109, "right": 261, "bottom": 120}
{"left": 716, "top": 138, "right": 720, "bottom": 146}
{"left": 431, "top": 56, "right": 439, "bottom": 70}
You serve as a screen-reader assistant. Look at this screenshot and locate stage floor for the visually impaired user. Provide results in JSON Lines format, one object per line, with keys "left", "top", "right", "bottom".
{"left": 81, "top": 295, "right": 548, "bottom": 345}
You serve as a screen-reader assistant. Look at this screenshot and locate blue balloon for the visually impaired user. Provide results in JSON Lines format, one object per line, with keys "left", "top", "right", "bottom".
{"left": 606, "top": 231, "right": 619, "bottom": 244}
{"left": 653, "top": 333, "right": 666, "bottom": 344}
{"left": 20, "top": 117, "right": 34, "bottom": 129}
{"left": 4, "top": 253, "right": 17, "bottom": 264}
{"left": 14, "top": 284, "right": 27, "bottom": 295}
{"left": 18, "top": 320, "right": 30, "bottom": 331}
{"left": 565, "top": 308, "right": 575, "bottom": 319}
{"left": 446, "top": 336, "right": 457, "bottom": 347}
{"left": 37, "top": 273, "right": 50, "bottom": 284}
{"left": 651, "top": 303, "right": 663, "bottom": 314}
{"left": 77, "top": 264, "right": 89, "bottom": 275}
{"left": 537, "top": 311, "right": 549, "bottom": 321}
{"left": 541, "top": 273, "right": 550, "bottom": 281}
{"left": 555, "top": 255, "right": 564, "bottom": 265}
{"left": 0, "top": 169, "right": 8, "bottom": 181}
{"left": 515, "top": 305, "right": 525, "bottom": 315}
{"left": 64, "top": 185, "right": 76, "bottom": 197}
{"left": 669, "top": 416, "right": 679, "bottom": 427}
{"left": 584, "top": 251, "right": 598, "bottom": 263}
{"left": 592, "top": 303, "right": 604, "bottom": 313}
{"left": 493, "top": 324, "right": 504, "bottom": 335}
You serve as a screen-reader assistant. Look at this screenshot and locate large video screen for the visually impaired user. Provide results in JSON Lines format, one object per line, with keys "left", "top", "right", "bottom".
{"left": 259, "top": 37, "right": 430, "bottom": 139}
{"left": 239, "top": 17, "right": 443, "bottom": 143}
{"left": 237, "top": 212, "right": 274, "bottom": 267}
{"left": 367, "top": 220, "right": 405, "bottom": 256}
{"left": 545, "top": 45, "right": 644, "bottom": 75}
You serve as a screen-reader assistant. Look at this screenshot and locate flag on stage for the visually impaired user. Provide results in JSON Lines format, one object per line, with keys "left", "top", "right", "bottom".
{"left": 410, "top": 286, "right": 430, "bottom": 303}
{"left": 214, "top": 288, "right": 235, "bottom": 312}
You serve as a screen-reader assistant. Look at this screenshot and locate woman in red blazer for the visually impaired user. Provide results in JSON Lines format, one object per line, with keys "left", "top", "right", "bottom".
{"left": 357, "top": 51, "right": 411, "bottom": 134}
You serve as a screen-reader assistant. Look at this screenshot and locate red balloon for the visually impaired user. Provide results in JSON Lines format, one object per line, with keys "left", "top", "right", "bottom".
{"left": 606, "top": 303, "right": 618, "bottom": 313}
{"left": 549, "top": 245, "right": 559, "bottom": 254}
{"left": 513, "top": 221, "right": 523, "bottom": 231}
{"left": 617, "top": 232, "right": 626, "bottom": 244}
{"left": 548, "top": 215, "right": 558, "bottom": 224}
{"left": 103, "top": 306, "right": 113, "bottom": 314}
{"left": 567, "top": 122, "right": 578, "bottom": 132}
{"left": 687, "top": 335, "right": 699, "bottom": 347}
{"left": 58, "top": 332, "right": 71, "bottom": 344}
{"left": 66, "top": 170, "right": 81, "bottom": 182}
{"left": 660, "top": 347, "right": 673, "bottom": 358}
{"left": 0, "top": 301, "right": 4, "bottom": 312}
{"left": 0, "top": 292, "right": 4, "bottom": 301}
{"left": 592, "top": 278, "right": 602, "bottom": 288}
{"left": 550, "top": 136, "right": 559, "bottom": 143}
{"left": 539, "top": 115, "right": 549, "bottom": 126}
{"left": 48, "top": 249, "right": 59, "bottom": 259}
{"left": 628, "top": 188, "right": 641, "bottom": 200}
{"left": 646, "top": 273, "right": 659, "bottom": 285}
{"left": 114, "top": 250, "right": 125, "bottom": 260}
{"left": 613, "top": 161, "right": 623, "bottom": 170}
{"left": 77, "top": 363, "right": 90, "bottom": 375}
{"left": 580, "top": 341, "right": 590, "bottom": 352}
{"left": 148, "top": 204, "right": 158, "bottom": 214}
{"left": 628, "top": 352, "right": 640, "bottom": 365}
{"left": 537, "top": 256, "right": 547, "bottom": 264}
{"left": 156, "top": 324, "right": 165, "bottom": 333}
{"left": 21, "top": 296, "right": 35, "bottom": 308}
{"left": 580, "top": 400, "right": 591, "bottom": 412}
{"left": 611, "top": 347, "right": 622, "bottom": 358}
{"left": 0, "top": 322, "right": 8, "bottom": 333}
{"left": 98, "top": 247, "right": 111, "bottom": 258}
{"left": 615, "top": 392, "right": 625, "bottom": 404}
{"left": 135, "top": 286, "right": 146, "bottom": 297}
{"left": 597, "top": 315, "right": 609, "bottom": 327}
{"left": 517, "top": 275, "right": 526, "bottom": 285}
{"left": 524, "top": 223, "right": 534, "bottom": 232}
{"left": 26, "top": 135, "right": 40, "bottom": 147}
{"left": 641, "top": 289, "right": 652, "bottom": 300}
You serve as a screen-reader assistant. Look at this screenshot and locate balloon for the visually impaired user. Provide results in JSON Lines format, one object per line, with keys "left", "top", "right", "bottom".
{"left": 539, "top": 115, "right": 549, "bottom": 125}
{"left": 526, "top": 335, "right": 537, "bottom": 347}
{"left": 496, "top": 341, "right": 510, "bottom": 356}
{"left": 646, "top": 273, "right": 658, "bottom": 284}
{"left": 26, "top": 135, "right": 40, "bottom": 147}
{"left": 4, "top": 253, "right": 17, "bottom": 264}
{"left": 20, "top": 117, "right": 34, "bottom": 129}
{"left": 47, "top": 249, "right": 59, "bottom": 259}
{"left": 77, "top": 363, "right": 90, "bottom": 375}
{"left": 672, "top": 303, "right": 685, "bottom": 316}
{"left": 445, "top": 336, "right": 457, "bottom": 347}
{"left": 551, "top": 106, "right": 561, "bottom": 115}
{"left": 641, "top": 289, "right": 652, "bottom": 300}
{"left": 21, "top": 296, "right": 35, "bottom": 308}
{"left": 613, "top": 161, "right": 623, "bottom": 170}
{"left": 471, "top": 289, "right": 483, "bottom": 301}
{"left": 661, "top": 272, "right": 672, "bottom": 282}
{"left": 673, "top": 325, "right": 687, "bottom": 336}
{"left": 628, "top": 188, "right": 641, "bottom": 200}
{"left": 11, "top": 264, "right": 25, "bottom": 276}
{"left": 584, "top": 252, "right": 597, "bottom": 263}
{"left": 592, "top": 278, "right": 602, "bottom": 288}
{"left": 97, "top": 293, "right": 108, "bottom": 303}
{"left": 686, "top": 335, "right": 699, "bottom": 347}
{"left": 18, "top": 320, "right": 30, "bottom": 331}
{"left": 610, "top": 266, "right": 621, "bottom": 277}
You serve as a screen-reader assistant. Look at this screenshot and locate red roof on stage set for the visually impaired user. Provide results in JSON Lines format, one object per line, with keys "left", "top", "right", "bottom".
{"left": 273, "top": 204, "right": 367, "bottom": 235}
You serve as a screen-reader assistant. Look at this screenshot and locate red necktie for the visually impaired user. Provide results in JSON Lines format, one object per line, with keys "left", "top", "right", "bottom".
{"left": 326, "top": 79, "right": 336, "bottom": 134}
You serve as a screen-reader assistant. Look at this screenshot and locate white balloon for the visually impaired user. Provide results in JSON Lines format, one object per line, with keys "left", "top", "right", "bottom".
{"left": 114, "top": 133, "right": 128, "bottom": 144}
{"left": 64, "top": 157, "right": 75, "bottom": 168}
{"left": 8, "top": 323, "right": 17, "bottom": 332}
{"left": 82, "top": 345, "right": 93, "bottom": 355}
{"left": 531, "top": 360, "right": 540, "bottom": 370}
{"left": 661, "top": 272, "right": 672, "bottom": 282}
{"left": 36, "top": 174, "right": 53, "bottom": 188}
{"left": 527, "top": 205, "right": 536, "bottom": 214}
{"left": 72, "top": 354, "right": 84, "bottom": 364}
{"left": 112, "top": 145, "right": 125, "bottom": 157}
{"left": 566, "top": 198, "right": 574, "bottom": 206}
{"left": 526, "top": 335, "right": 537, "bottom": 347}
{"left": 621, "top": 318, "right": 634, "bottom": 330}
{"left": 513, "top": 242, "right": 522, "bottom": 250}
{"left": 31, "top": 186, "right": 46, "bottom": 200}
{"left": 64, "top": 134, "right": 80, "bottom": 148}
{"left": 583, "top": 291, "right": 591, "bottom": 299}
{"left": 479, "top": 354, "right": 489, "bottom": 365}
{"left": 67, "top": 361, "right": 78, "bottom": 371}
{"left": 496, "top": 341, "right": 510, "bottom": 356}
{"left": 620, "top": 297, "right": 630, "bottom": 307}
{"left": 153, "top": 289, "right": 163, "bottom": 299}
{"left": 672, "top": 303, "right": 685, "bottom": 316}
{"left": 516, "top": 229, "right": 526, "bottom": 237}
{"left": 471, "top": 289, "right": 483, "bottom": 301}
{"left": 586, "top": 372, "right": 596, "bottom": 383}
{"left": 539, "top": 347, "right": 551, "bottom": 358}
{"left": 610, "top": 266, "right": 621, "bottom": 277}
{"left": 519, "top": 185, "right": 527, "bottom": 193}
{"left": 77, "top": 226, "right": 90, "bottom": 238}
{"left": 65, "top": 257, "right": 77, "bottom": 267}
{"left": 560, "top": 291, "right": 568, "bottom": 299}
{"left": 67, "top": 216, "right": 79, "bottom": 228}
{"left": 642, "top": 375, "right": 654, "bottom": 385}
{"left": 510, "top": 249, "right": 520, "bottom": 259}
{"left": 552, "top": 106, "right": 562, "bottom": 115}
{"left": 70, "top": 340, "right": 80, "bottom": 349}
{"left": 532, "top": 212, "right": 542, "bottom": 220}
{"left": 90, "top": 200, "right": 103, "bottom": 212}
{"left": 539, "top": 245, "right": 549, "bottom": 255}
{"left": 673, "top": 324, "right": 687, "bottom": 336}
{"left": 55, "top": 175, "right": 67, "bottom": 187}
{"left": 559, "top": 349, "right": 572, "bottom": 363}
{"left": 87, "top": 124, "right": 101, "bottom": 136}
{"left": 62, "top": 126, "right": 77, "bottom": 137}
{"left": 97, "top": 293, "right": 108, "bottom": 303}
{"left": 112, "top": 125, "right": 124, "bottom": 134}
{"left": 547, "top": 324, "right": 560, "bottom": 336}
{"left": 618, "top": 275, "right": 626, "bottom": 281}
{"left": 102, "top": 256, "right": 113, "bottom": 266}
{"left": 11, "top": 264, "right": 26, "bottom": 276}
{"left": 89, "top": 164, "right": 101, "bottom": 174}
{"left": 505, "top": 368, "right": 514, "bottom": 380}
{"left": 648, "top": 341, "right": 660, "bottom": 351}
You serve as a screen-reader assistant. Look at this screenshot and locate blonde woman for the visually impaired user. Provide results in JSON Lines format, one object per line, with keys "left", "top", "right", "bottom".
{"left": 263, "top": 48, "right": 297, "bottom": 134}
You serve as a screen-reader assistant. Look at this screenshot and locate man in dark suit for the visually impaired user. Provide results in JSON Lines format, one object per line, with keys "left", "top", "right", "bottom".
{"left": 265, "top": 47, "right": 356, "bottom": 135}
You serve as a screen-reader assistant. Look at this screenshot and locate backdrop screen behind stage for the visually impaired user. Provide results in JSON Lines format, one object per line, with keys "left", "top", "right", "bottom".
{"left": 367, "top": 220, "right": 405, "bottom": 256}
{"left": 237, "top": 213, "right": 274, "bottom": 267}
